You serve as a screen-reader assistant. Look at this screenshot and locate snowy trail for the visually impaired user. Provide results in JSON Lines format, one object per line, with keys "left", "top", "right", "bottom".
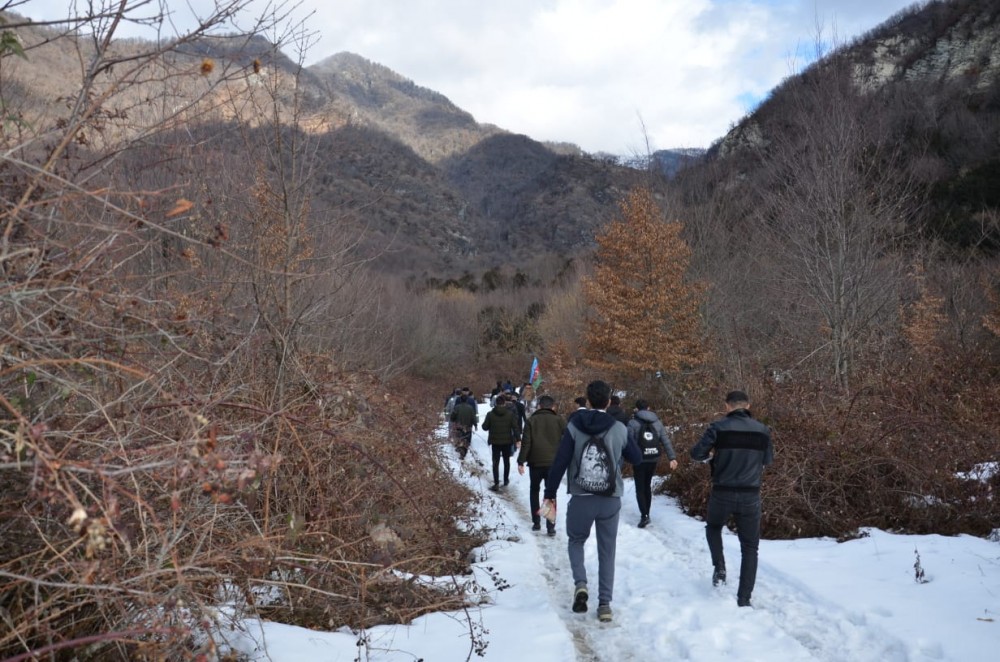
{"left": 461, "top": 417, "right": 928, "bottom": 662}
{"left": 224, "top": 411, "right": 999, "bottom": 661}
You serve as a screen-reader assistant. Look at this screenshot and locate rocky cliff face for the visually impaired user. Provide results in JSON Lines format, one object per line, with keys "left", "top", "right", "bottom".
{"left": 715, "top": 0, "right": 1000, "bottom": 159}
{"left": 859, "top": 1, "right": 1000, "bottom": 90}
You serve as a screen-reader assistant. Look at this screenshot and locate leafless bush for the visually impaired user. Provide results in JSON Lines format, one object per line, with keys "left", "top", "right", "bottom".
{"left": 0, "top": 5, "right": 489, "bottom": 659}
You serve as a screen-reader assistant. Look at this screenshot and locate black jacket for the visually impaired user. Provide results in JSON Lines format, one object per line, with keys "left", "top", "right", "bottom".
{"left": 690, "top": 409, "right": 773, "bottom": 491}
{"left": 606, "top": 405, "right": 630, "bottom": 425}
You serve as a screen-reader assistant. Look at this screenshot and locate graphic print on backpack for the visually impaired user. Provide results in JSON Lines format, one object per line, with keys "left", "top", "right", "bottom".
{"left": 638, "top": 420, "right": 660, "bottom": 458}
{"left": 573, "top": 433, "right": 615, "bottom": 496}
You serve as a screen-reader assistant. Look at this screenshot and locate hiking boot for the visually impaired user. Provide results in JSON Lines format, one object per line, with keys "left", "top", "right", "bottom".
{"left": 531, "top": 521, "right": 541, "bottom": 531}
{"left": 712, "top": 568, "right": 727, "bottom": 587}
{"left": 638, "top": 515, "right": 650, "bottom": 528}
{"left": 597, "top": 604, "right": 613, "bottom": 623}
{"left": 546, "top": 523, "right": 556, "bottom": 537}
{"left": 572, "top": 586, "right": 588, "bottom": 613}
{"left": 737, "top": 598, "right": 752, "bottom": 608}
{"left": 489, "top": 483, "right": 500, "bottom": 492}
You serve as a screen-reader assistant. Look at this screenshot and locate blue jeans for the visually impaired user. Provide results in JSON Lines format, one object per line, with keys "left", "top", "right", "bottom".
{"left": 566, "top": 495, "right": 621, "bottom": 605}
{"left": 705, "top": 489, "right": 761, "bottom": 604}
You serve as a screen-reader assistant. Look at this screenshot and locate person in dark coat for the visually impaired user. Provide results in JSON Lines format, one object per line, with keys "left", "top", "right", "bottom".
{"left": 626, "top": 399, "right": 678, "bottom": 528}
{"left": 566, "top": 396, "right": 588, "bottom": 426}
{"left": 517, "top": 395, "right": 566, "bottom": 535}
{"left": 482, "top": 394, "right": 519, "bottom": 490}
{"left": 450, "top": 394, "right": 479, "bottom": 460}
{"left": 690, "top": 390, "right": 773, "bottom": 608}
{"left": 606, "top": 395, "right": 630, "bottom": 425}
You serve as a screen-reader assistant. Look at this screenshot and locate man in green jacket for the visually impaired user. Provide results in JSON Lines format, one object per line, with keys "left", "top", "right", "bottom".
{"left": 482, "top": 394, "right": 520, "bottom": 491}
{"left": 517, "top": 395, "right": 566, "bottom": 535}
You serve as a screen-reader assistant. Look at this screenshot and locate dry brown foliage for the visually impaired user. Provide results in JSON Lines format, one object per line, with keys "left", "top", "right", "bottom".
{"left": 582, "top": 187, "right": 710, "bottom": 389}
{"left": 0, "top": 6, "right": 489, "bottom": 660}
{"left": 668, "top": 359, "right": 1000, "bottom": 540}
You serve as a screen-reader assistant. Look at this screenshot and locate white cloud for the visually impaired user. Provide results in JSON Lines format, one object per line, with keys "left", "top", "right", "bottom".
{"left": 19, "top": 0, "right": 920, "bottom": 154}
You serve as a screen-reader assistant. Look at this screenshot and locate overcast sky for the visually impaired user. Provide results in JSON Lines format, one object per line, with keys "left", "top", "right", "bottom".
{"left": 24, "top": 0, "right": 921, "bottom": 154}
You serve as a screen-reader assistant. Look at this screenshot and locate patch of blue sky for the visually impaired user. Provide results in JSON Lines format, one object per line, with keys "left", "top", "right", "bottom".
{"left": 737, "top": 90, "right": 766, "bottom": 113}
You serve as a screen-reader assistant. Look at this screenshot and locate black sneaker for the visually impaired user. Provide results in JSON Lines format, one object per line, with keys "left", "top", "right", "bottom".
{"left": 712, "top": 568, "right": 727, "bottom": 587}
{"left": 638, "top": 515, "right": 650, "bottom": 528}
{"left": 532, "top": 521, "right": 541, "bottom": 531}
{"left": 572, "top": 586, "right": 588, "bottom": 613}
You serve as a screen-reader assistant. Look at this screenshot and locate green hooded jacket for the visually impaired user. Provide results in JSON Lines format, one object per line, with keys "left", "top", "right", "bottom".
{"left": 517, "top": 408, "right": 566, "bottom": 467}
{"left": 482, "top": 403, "right": 518, "bottom": 445}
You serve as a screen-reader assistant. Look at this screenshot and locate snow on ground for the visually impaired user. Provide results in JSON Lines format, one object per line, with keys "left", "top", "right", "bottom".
{"left": 223, "top": 404, "right": 1000, "bottom": 661}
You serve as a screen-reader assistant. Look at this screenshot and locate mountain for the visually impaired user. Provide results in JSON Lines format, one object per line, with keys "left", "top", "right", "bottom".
{"left": 303, "top": 54, "right": 662, "bottom": 271}
{"left": 686, "top": 0, "right": 1000, "bottom": 250}
{"left": 651, "top": 148, "right": 705, "bottom": 179}
{"left": 0, "top": 13, "right": 666, "bottom": 281}
{"left": 308, "top": 52, "right": 504, "bottom": 164}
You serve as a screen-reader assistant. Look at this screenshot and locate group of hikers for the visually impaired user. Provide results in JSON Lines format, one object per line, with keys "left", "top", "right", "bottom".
{"left": 445, "top": 379, "right": 773, "bottom": 623}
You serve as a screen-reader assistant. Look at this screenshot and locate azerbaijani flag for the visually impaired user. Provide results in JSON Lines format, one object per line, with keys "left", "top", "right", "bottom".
{"left": 529, "top": 357, "right": 542, "bottom": 389}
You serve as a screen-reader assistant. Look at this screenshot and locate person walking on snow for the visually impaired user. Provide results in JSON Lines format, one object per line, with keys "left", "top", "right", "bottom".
{"left": 482, "top": 394, "right": 519, "bottom": 490}
{"left": 627, "top": 399, "right": 678, "bottom": 528}
{"left": 450, "top": 391, "right": 478, "bottom": 460}
{"left": 690, "top": 390, "right": 773, "bottom": 608}
{"left": 517, "top": 394, "right": 566, "bottom": 536}
{"left": 542, "top": 380, "right": 642, "bottom": 623}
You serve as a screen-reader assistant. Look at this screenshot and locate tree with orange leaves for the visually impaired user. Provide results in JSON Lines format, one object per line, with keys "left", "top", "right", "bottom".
{"left": 583, "top": 187, "right": 709, "bottom": 389}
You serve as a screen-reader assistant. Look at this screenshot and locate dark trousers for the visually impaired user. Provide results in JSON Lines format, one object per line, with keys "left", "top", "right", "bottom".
{"left": 705, "top": 490, "right": 762, "bottom": 604}
{"left": 528, "top": 465, "right": 550, "bottom": 525}
{"left": 455, "top": 427, "right": 472, "bottom": 459}
{"left": 491, "top": 443, "right": 512, "bottom": 485}
{"left": 633, "top": 461, "right": 657, "bottom": 517}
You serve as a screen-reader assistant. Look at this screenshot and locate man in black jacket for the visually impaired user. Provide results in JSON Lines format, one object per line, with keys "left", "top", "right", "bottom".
{"left": 605, "top": 395, "right": 629, "bottom": 425}
{"left": 690, "top": 390, "right": 773, "bottom": 607}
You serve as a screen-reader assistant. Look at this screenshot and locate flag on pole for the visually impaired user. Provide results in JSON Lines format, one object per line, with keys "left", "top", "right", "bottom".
{"left": 529, "top": 357, "right": 542, "bottom": 390}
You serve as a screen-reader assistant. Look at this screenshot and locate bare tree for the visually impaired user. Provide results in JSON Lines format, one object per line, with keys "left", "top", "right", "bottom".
{"left": 749, "top": 58, "right": 921, "bottom": 390}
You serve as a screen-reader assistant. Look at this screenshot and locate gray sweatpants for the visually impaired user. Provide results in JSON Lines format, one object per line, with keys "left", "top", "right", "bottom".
{"left": 566, "top": 494, "right": 621, "bottom": 605}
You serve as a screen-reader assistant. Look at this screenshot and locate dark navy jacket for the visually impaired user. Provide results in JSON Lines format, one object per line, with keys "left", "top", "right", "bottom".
{"left": 544, "top": 409, "right": 642, "bottom": 500}
{"left": 690, "top": 409, "right": 773, "bottom": 491}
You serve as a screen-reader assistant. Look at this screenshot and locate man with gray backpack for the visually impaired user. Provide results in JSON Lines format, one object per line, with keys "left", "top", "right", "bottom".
{"left": 542, "top": 380, "right": 642, "bottom": 623}
{"left": 627, "top": 399, "right": 678, "bottom": 528}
